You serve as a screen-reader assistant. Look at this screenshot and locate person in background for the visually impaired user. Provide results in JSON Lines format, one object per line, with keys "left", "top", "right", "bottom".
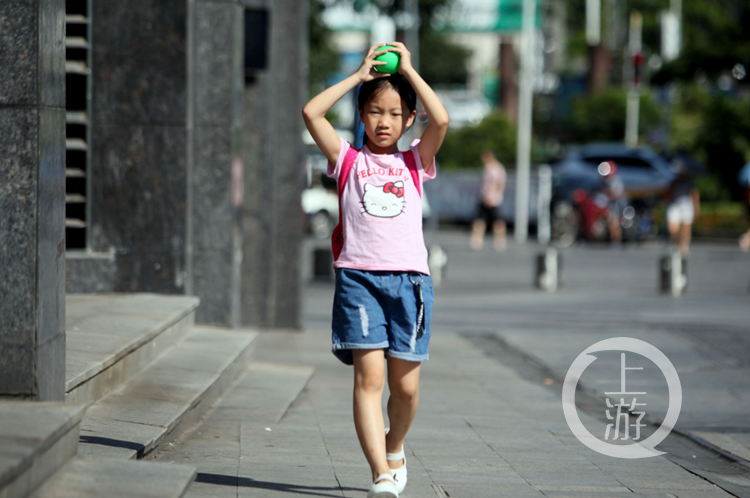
{"left": 470, "top": 150, "right": 507, "bottom": 251}
{"left": 600, "top": 161, "right": 626, "bottom": 246}
{"left": 665, "top": 160, "right": 700, "bottom": 256}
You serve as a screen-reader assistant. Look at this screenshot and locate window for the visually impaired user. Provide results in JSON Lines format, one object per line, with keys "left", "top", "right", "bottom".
{"left": 65, "top": 0, "right": 91, "bottom": 249}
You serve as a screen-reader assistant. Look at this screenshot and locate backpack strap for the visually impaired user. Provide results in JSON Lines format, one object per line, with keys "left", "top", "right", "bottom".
{"left": 331, "top": 146, "right": 360, "bottom": 261}
{"left": 403, "top": 150, "right": 422, "bottom": 198}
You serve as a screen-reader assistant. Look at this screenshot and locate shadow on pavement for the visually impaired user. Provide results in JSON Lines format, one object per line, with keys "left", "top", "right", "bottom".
{"left": 195, "top": 472, "right": 367, "bottom": 497}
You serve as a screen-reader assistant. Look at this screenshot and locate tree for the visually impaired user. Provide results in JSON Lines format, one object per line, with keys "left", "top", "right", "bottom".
{"left": 437, "top": 113, "right": 517, "bottom": 169}
{"left": 653, "top": 0, "right": 750, "bottom": 83}
{"left": 566, "top": 87, "right": 661, "bottom": 144}
{"left": 419, "top": 29, "right": 471, "bottom": 86}
{"left": 308, "top": 0, "right": 339, "bottom": 96}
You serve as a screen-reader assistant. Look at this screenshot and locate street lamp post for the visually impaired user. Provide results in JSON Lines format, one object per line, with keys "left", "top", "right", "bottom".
{"left": 625, "top": 11, "right": 642, "bottom": 147}
{"left": 514, "top": 0, "right": 535, "bottom": 243}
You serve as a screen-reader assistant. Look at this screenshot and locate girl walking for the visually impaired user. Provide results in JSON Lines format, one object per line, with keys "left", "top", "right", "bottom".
{"left": 302, "top": 42, "right": 448, "bottom": 498}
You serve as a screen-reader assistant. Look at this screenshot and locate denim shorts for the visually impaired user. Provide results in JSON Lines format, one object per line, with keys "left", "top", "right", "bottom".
{"left": 332, "top": 268, "right": 434, "bottom": 365}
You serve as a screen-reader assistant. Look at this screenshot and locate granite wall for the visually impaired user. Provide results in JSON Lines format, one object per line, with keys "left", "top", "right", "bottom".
{"left": 88, "top": 0, "right": 189, "bottom": 294}
{"left": 79, "top": 0, "right": 245, "bottom": 326}
{"left": 67, "top": 0, "right": 306, "bottom": 328}
{"left": 242, "top": 0, "right": 307, "bottom": 328}
{"left": 0, "top": 0, "right": 67, "bottom": 400}
{"left": 187, "top": 0, "right": 245, "bottom": 326}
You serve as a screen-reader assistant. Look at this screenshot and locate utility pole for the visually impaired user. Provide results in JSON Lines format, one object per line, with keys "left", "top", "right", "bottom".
{"left": 624, "top": 10, "right": 642, "bottom": 147}
{"left": 514, "top": 0, "right": 535, "bottom": 243}
{"left": 587, "top": 0, "right": 609, "bottom": 95}
{"left": 661, "top": 0, "right": 681, "bottom": 62}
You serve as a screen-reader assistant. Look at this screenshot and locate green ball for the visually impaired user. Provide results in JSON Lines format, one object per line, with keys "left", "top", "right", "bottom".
{"left": 373, "top": 46, "right": 400, "bottom": 74}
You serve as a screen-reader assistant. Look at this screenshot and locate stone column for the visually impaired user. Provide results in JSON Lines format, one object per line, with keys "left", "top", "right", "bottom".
{"left": 186, "top": 0, "right": 245, "bottom": 326}
{"left": 242, "top": 0, "right": 307, "bottom": 328}
{"left": 89, "top": 1, "right": 189, "bottom": 295}
{"left": 0, "top": 0, "right": 66, "bottom": 400}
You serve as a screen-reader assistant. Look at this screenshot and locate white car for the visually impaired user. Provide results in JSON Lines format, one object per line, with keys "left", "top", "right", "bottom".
{"left": 302, "top": 153, "right": 433, "bottom": 239}
{"left": 302, "top": 186, "right": 339, "bottom": 239}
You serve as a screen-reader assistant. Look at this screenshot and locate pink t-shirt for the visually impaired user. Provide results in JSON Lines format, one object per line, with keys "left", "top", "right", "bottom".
{"left": 328, "top": 138, "right": 436, "bottom": 274}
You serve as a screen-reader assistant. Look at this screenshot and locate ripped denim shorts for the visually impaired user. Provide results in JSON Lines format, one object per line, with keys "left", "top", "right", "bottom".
{"left": 331, "top": 268, "right": 434, "bottom": 366}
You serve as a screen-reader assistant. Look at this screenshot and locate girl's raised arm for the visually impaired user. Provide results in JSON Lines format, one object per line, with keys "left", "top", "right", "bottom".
{"left": 302, "top": 46, "right": 390, "bottom": 165}
{"left": 387, "top": 42, "right": 449, "bottom": 172}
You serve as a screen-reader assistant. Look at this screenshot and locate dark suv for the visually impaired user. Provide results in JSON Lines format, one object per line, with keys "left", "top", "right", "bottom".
{"left": 550, "top": 143, "right": 675, "bottom": 246}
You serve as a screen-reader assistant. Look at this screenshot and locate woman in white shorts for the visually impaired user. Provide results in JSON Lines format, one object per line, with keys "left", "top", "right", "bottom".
{"left": 666, "top": 162, "right": 700, "bottom": 256}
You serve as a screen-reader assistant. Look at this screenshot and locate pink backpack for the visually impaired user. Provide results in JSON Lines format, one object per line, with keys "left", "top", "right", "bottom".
{"left": 331, "top": 147, "right": 422, "bottom": 261}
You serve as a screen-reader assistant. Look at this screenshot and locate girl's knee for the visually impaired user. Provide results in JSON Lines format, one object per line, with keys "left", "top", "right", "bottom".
{"left": 355, "top": 370, "right": 385, "bottom": 393}
{"left": 390, "top": 381, "right": 419, "bottom": 402}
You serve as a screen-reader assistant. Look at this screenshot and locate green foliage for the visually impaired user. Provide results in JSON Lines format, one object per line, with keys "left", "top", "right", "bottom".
{"left": 419, "top": 29, "right": 471, "bottom": 86}
{"left": 566, "top": 87, "right": 660, "bottom": 144}
{"left": 694, "top": 175, "right": 731, "bottom": 203}
{"left": 690, "top": 95, "right": 750, "bottom": 200}
{"left": 308, "top": 0, "right": 338, "bottom": 96}
{"left": 669, "top": 84, "right": 750, "bottom": 201}
{"left": 437, "top": 112, "right": 517, "bottom": 169}
{"left": 654, "top": 0, "right": 750, "bottom": 83}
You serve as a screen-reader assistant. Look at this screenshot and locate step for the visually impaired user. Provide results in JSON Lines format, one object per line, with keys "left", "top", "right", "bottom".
{"left": 230, "top": 362, "right": 316, "bottom": 424}
{"left": 65, "top": 294, "right": 200, "bottom": 405}
{"left": 78, "top": 327, "right": 258, "bottom": 460}
{"left": 30, "top": 458, "right": 197, "bottom": 498}
{"left": 150, "top": 362, "right": 315, "bottom": 498}
{"left": 0, "top": 402, "right": 86, "bottom": 498}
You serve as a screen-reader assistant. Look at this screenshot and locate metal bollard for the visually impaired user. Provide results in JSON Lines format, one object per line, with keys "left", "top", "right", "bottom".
{"left": 535, "top": 248, "right": 562, "bottom": 291}
{"left": 313, "top": 247, "right": 334, "bottom": 281}
{"left": 428, "top": 245, "right": 448, "bottom": 287}
{"left": 660, "top": 251, "right": 687, "bottom": 296}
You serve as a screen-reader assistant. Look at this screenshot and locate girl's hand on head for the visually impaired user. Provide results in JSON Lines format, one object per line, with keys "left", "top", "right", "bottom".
{"left": 384, "top": 42, "right": 413, "bottom": 75}
{"left": 355, "top": 44, "right": 391, "bottom": 83}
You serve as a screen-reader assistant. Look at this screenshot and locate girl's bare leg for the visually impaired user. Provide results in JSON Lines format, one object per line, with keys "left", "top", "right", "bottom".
{"left": 679, "top": 223, "right": 692, "bottom": 256}
{"left": 352, "top": 349, "right": 391, "bottom": 481}
{"left": 493, "top": 220, "right": 507, "bottom": 251}
{"left": 385, "top": 357, "right": 421, "bottom": 469}
{"left": 668, "top": 220, "right": 681, "bottom": 247}
{"left": 470, "top": 220, "right": 486, "bottom": 250}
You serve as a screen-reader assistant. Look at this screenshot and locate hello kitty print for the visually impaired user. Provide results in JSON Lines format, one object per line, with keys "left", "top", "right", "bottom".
{"left": 327, "top": 138, "right": 436, "bottom": 274}
{"left": 362, "top": 181, "right": 406, "bottom": 218}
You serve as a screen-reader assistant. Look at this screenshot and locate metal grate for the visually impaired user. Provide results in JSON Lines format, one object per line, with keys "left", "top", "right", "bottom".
{"left": 65, "top": 0, "right": 92, "bottom": 250}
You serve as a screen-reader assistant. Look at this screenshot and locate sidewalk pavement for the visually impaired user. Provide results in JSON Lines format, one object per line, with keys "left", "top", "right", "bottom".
{"left": 156, "top": 230, "right": 750, "bottom": 497}
{"left": 154, "top": 326, "right": 732, "bottom": 498}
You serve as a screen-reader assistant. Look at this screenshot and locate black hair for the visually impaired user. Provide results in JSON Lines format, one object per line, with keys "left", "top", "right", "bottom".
{"left": 357, "top": 74, "right": 417, "bottom": 145}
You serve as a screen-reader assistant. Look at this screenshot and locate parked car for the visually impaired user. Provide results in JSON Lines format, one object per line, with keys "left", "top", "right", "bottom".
{"left": 422, "top": 169, "right": 539, "bottom": 226}
{"left": 549, "top": 143, "right": 675, "bottom": 246}
{"left": 302, "top": 153, "right": 338, "bottom": 239}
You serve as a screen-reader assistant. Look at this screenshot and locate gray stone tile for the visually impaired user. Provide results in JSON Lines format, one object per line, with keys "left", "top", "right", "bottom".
{"left": 36, "top": 334, "right": 66, "bottom": 402}
{"left": 192, "top": 249, "right": 233, "bottom": 326}
{"left": 36, "top": 107, "right": 65, "bottom": 349}
{"left": 194, "top": 2, "right": 236, "bottom": 126}
{"left": 38, "top": 0, "right": 65, "bottom": 107}
{"left": 91, "top": 2, "right": 187, "bottom": 125}
{"left": 0, "top": 108, "right": 38, "bottom": 334}
{"left": 0, "top": 2, "right": 38, "bottom": 106}
{"left": 31, "top": 457, "right": 196, "bottom": 498}
{"left": 88, "top": 124, "right": 187, "bottom": 291}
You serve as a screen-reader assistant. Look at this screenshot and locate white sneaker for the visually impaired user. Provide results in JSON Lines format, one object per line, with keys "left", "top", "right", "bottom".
{"left": 367, "top": 473, "right": 398, "bottom": 498}
{"left": 387, "top": 448, "right": 407, "bottom": 494}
